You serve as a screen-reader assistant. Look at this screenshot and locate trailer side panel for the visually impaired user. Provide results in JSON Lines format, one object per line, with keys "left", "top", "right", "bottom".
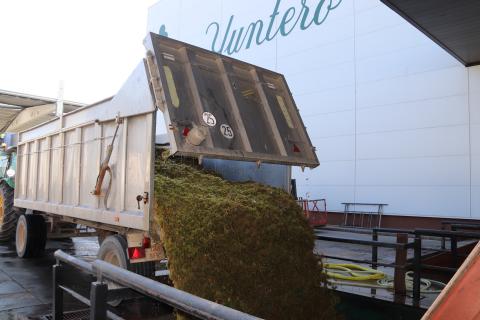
{"left": 14, "top": 63, "right": 155, "bottom": 232}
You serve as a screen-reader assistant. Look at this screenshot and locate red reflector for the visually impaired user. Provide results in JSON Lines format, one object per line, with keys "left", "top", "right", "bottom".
{"left": 142, "top": 237, "right": 151, "bottom": 249}
{"left": 128, "top": 247, "right": 146, "bottom": 260}
{"left": 183, "top": 127, "right": 190, "bottom": 136}
{"left": 293, "top": 144, "right": 300, "bottom": 153}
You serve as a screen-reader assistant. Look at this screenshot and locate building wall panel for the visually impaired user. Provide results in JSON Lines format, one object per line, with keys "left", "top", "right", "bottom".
{"left": 147, "top": 0, "right": 480, "bottom": 218}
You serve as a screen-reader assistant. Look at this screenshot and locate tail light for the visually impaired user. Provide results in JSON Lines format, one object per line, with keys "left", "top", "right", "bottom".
{"left": 128, "top": 247, "right": 146, "bottom": 260}
{"left": 128, "top": 236, "right": 151, "bottom": 260}
{"left": 142, "top": 237, "right": 151, "bottom": 249}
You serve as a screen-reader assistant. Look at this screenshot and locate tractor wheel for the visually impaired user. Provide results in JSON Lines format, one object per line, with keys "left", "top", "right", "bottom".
{"left": 15, "top": 214, "right": 47, "bottom": 258}
{"left": 0, "top": 182, "right": 18, "bottom": 243}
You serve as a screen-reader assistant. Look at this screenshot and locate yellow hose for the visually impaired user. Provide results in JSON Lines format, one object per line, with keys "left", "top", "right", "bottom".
{"left": 323, "top": 263, "right": 385, "bottom": 281}
{"left": 323, "top": 263, "right": 446, "bottom": 293}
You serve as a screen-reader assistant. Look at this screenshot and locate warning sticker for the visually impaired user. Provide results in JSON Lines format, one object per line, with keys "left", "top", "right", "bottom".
{"left": 202, "top": 112, "right": 217, "bottom": 127}
{"left": 220, "top": 124, "right": 234, "bottom": 139}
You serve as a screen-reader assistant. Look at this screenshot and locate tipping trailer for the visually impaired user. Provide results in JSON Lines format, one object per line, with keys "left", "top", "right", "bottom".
{"left": 8, "top": 34, "right": 319, "bottom": 274}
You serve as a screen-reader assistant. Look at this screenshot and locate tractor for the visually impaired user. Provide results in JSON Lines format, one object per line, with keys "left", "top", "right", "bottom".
{"left": 0, "top": 132, "right": 19, "bottom": 242}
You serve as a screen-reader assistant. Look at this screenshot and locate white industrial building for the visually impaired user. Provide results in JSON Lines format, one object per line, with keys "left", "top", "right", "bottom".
{"left": 147, "top": 0, "right": 479, "bottom": 220}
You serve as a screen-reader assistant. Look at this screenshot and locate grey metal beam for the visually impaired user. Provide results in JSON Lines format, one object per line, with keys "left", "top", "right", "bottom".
{"left": 92, "top": 259, "right": 262, "bottom": 320}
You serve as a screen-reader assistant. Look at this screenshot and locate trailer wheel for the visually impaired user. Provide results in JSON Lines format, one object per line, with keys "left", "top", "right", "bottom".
{"left": 97, "top": 235, "right": 130, "bottom": 307}
{"left": 15, "top": 214, "right": 47, "bottom": 258}
{"left": 0, "top": 182, "right": 18, "bottom": 243}
{"left": 97, "top": 230, "right": 114, "bottom": 247}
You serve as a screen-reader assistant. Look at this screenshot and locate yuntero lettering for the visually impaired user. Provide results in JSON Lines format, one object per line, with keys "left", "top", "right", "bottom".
{"left": 206, "top": 0, "right": 343, "bottom": 55}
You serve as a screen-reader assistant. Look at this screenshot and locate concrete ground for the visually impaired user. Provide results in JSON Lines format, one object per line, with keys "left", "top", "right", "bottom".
{"left": 0, "top": 238, "right": 93, "bottom": 319}
{"left": 0, "top": 237, "right": 172, "bottom": 320}
{"left": 0, "top": 227, "right": 461, "bottom": 319}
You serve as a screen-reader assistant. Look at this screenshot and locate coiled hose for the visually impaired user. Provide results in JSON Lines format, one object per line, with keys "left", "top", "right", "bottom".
{"left": 323, "top": 263, "right": 446, "bottom": 293}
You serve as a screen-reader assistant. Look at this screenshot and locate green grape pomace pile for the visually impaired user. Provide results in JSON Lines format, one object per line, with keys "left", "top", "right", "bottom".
{"left": 153, "top": 154, "right": 338, "bottom": 319}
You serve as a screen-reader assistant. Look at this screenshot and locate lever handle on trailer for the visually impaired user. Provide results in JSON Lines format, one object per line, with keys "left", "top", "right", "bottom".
{"left": 136, "top": 195, "right": 143, "bottom": 209}
{"left": 136, "top": 193, "right": 149, "bottom": 210}
{"left": 92, "top": 145, "right": 113, "bottom": 196}
{"left": 92, "top": 116, "right": 122, "bottom": 197}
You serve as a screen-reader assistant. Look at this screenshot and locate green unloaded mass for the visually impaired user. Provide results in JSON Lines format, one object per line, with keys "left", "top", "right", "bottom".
{"left": 153, "top": 155, "right": 338, "bottom": 319}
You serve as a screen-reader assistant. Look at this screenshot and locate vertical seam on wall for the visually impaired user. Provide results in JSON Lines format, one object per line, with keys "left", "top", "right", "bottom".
{"left": 275, "top": 34, "right": 278, "bottom": 71}
{"left": 179, "top": 0, "right": 183, "bottom": 38}
{"left": 353, "top": 0, "right": 358, "bottom": 203}
{"left": 275, "top": 7, "right": 279, "bottom": 71}
{"left": 468, "top": 68, "right": 472, "bottom": 218}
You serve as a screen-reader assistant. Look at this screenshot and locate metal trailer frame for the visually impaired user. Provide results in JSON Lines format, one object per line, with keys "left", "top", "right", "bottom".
{"left": 13, "top": 34, "right": 319, "bottom": 262}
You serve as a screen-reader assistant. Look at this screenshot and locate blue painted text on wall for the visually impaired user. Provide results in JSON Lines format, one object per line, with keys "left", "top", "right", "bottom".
{"left": 206, "top": 0, "right": 343, "bottom": 55}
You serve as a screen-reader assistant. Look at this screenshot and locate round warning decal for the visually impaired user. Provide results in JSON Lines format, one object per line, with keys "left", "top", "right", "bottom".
{"left": 220, "top": 124, "right": 234, "bottom": 139}
{"left": 202, "top": 112, "right": 217, "bottom": 127}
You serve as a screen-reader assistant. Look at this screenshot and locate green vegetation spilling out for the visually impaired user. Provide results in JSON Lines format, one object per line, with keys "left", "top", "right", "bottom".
{"left": 153, "top": 155, "right": 337, "bottom": 319}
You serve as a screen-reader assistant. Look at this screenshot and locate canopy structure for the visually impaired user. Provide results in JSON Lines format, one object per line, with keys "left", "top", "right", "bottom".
{"left": 381, "top": 0, "right": 480, "bottom": 67}
{"left": 0, "top": 89, "right": 84, "bottom": 132}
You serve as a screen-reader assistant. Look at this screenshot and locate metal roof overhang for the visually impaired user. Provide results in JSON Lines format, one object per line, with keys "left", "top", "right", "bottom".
{"left": 381, "top": 0, "right": 480, "bottom": 67}
{"left": 0, "top": 89, "right": 85, "bottom": 131}
{"left": 0, "top": 106, "right": 22, "bottom": 133}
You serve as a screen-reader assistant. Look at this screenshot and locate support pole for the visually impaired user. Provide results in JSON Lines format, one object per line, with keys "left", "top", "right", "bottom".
{"left": 372, "top": 229, "right": 378, "bottom": 270}
{"left": 53, "top": 264, "right": 64, "bottom": 320}
{"left": 413, "top": 234, "right": 422, "bottom": 305}
{"left": 394, "top": 233, "right": 408, "bottom": 295}
{"left": 441, "top": 224, "right": 447, "bottom": 250}
{"left": 451, "top": 234, "right": 458, "bottom": 268}
{"left": 90, "top": 281, "right": 108, "bottom": 320}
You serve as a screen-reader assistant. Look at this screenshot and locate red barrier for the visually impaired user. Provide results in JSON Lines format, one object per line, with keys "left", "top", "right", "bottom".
{"left": 298, "top": 199, "right": 328, "bottom": 227}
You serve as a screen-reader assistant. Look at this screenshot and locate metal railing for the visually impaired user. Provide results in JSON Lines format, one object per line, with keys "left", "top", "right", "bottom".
{"left": 440, "top": 221, "right": 480, "bottom": 249}
{"left": 341, "top": 203, "right": 388, "bottom": 229}
{"left": 315, "top": 232, "right": 413, "bottom": 295}
{"left": 53, "top": 250, "right": 261, "bottom": 320}
{"left": 316, "top": 227, "right": 480, "bottom": 306}
{"left": 410, "top": 229, "right": 480, "bottom": 304}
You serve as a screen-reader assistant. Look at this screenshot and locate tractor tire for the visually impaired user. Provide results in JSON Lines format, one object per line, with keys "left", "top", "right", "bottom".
{"left": 15, "top": 214, "right": 47, "bottom": 258}
{"left": 0, "top": 181, "right": 18, "bottom": 243}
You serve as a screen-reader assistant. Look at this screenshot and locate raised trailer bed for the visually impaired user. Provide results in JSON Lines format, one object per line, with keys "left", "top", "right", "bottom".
{"left": 11, "top": 34, "right": 319, "bottom": 274}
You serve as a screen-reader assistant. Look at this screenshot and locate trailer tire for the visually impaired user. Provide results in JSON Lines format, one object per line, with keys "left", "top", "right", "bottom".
{"left": 0, "top": 182, "right": 18, "bottom": 243}
{"left": 98, "top": 235, "right": 130, "bottom": 269}
{"left": 15, "top": 214, "right": 47, "bottom": 258}
{"left": 97, "top": 230, "right": 114, "bottom": 247}
{"left": 98, "top": 235, "right": 130, "bottom": 307}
